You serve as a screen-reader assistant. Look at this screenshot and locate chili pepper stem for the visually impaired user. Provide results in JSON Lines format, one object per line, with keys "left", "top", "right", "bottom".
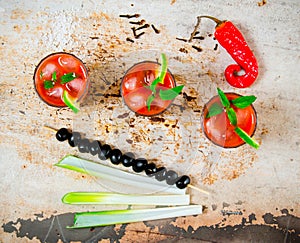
{"left": 197, "top": 15, "right": 224, "bottom": 26}
{"left": 189, "top": 15, "right": 225, "bottom": 42}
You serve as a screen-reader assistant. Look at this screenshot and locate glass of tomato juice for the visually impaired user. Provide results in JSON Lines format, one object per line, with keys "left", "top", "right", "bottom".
{"left": 202, "top": 93, "right": 257, "bottom": 148}
{"left": 121, "top": 61, "right": 176, "bottom": 116}
{"left": 33, "top": 52, "right": 89, "bottom": 108}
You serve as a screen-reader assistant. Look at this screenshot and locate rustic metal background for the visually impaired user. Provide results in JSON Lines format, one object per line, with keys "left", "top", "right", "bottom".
{"left": 0, "top": 0, "right": 299, "bottom": 242}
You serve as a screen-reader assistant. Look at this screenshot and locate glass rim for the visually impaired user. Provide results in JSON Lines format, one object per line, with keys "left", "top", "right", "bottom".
{"left": 201, "top": 92, "right": 258, "bottom": 149}
{"left": 120, "top": 60, "right": 177, "bottom": 117}
{"left": 33, "top": 52, "right": 90, "bottom": 108}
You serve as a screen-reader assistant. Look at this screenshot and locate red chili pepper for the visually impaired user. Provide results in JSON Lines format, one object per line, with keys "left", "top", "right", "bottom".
{"left": 199, "top": 16, "right": 258, "bottom": 88}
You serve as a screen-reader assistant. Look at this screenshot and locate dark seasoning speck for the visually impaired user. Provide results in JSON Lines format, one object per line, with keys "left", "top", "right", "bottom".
{"left": 120, "top": 13, "right": 161, "bottom": 42}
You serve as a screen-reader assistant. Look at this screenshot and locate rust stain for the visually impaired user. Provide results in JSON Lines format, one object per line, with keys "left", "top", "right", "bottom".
{"left": 10, "top": 8, "right": 32, "bottom": 20}
{"left": 202, "top": 173, "right": 218, "bottom": 185}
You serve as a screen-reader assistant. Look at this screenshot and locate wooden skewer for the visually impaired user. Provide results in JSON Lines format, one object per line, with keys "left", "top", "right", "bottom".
{"left": 188, "top": 184, "right": 210, "bottom": 195}
{"left": 45, "top": 125, "right": 210, "bottom": 195}
{"left": 44, "top": 125, "right": 58, "bottom": 132}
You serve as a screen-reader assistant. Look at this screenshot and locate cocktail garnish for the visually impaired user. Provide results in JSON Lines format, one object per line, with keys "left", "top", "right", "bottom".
{"left": 62, "top": 90, "right": 80, "bottom": 113}
{"left": 207, "top": 88, "right": 260, "bottom": 149}
{"left": 146, "top": 53, "right": 184, "bottom": 110}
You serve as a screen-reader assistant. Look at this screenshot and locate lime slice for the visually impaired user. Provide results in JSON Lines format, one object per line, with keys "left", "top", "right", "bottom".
{"left": 62, "top": 90, "right": 80, "bottom": 113}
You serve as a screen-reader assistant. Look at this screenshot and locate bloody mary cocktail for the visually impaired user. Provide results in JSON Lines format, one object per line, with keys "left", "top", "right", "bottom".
{"left": 121, "top": 61, "right": 176, "bottom": 116}
{"left": 34, "top": 52, "right": 89, "bottom": 107}
{"left": 202, "top": 93, "right": 257, "bottom": 148}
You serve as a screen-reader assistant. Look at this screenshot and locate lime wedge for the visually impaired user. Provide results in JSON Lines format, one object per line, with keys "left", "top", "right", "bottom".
{"left": 62, "top": 90, "right": 80, "bottom": 113}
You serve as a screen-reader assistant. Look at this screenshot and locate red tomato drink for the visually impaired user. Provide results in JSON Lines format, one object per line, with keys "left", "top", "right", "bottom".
{"left": 34, "top": 52, "right": 89, "bottom": 107}
{"left": 121, "top": 61, "right": 176, "bottom": 116}
{"left": 202, "top": 93, "right": 257, "bottom": 148}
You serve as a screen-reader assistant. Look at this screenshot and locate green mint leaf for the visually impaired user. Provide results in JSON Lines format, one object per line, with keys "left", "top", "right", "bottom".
{"left": 146, "top": 95, "right": 155, "bottom": 111}
{"left": 159, "top": 85, "right": 184, "bottom": 101}
{"left": 206, "top": 103, "right": 223, "bottom": 118}
{"left": 52, "top": 71, "right": 57, "bottom": 81}
{"left": 149, "top": 77, "right": 160, "bottom": 93}
{"left": 234, "top": 127, "right": 260, "bottom": 149}
{"left": 231, "top": 95, "right": 257, "bottom": 109}
{"left": 217, "top": 87, "right": 230, "bottom": 108}
{"left": 226, "top": 107, "right": 237, "bottom": 126}
{"left": 44, "top": 80, "right": 54, "bottom": 89}
{"left": 61, "top": 72, "right": 76, "bottom": 84}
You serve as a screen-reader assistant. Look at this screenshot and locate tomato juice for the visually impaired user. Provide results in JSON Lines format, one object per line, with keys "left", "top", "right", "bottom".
{"left": 202, "top": 93, "right": 257, "bottom": 148}
{"left": 34, "top": 52, "right": 89, "bottom": 107}
{"left": 121, "top": 61, "right": 176, "bottom": 116}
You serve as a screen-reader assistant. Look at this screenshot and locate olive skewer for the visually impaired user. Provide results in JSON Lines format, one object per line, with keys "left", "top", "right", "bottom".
{"left": 45, "top": 126, "right": 209, "bottom": 194}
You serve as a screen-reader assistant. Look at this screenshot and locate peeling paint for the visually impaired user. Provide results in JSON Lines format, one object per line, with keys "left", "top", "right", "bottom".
{"left": 2, "top": 212, "right": 299, "bottom": 242}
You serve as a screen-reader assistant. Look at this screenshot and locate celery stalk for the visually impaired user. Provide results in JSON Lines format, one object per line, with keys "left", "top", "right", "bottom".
{"left": 68, "top": 205, "right": 202, "bottom": 228}
{"left": 55, "top": 155, "right": 186, "bottom": 195}
{"left": 62, "top": 192, "right": 190, "bottom": 205}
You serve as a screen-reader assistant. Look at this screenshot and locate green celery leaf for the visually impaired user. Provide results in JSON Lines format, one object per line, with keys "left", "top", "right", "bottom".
{"left": 231, "top": 95, "right": 257, "bottom": 109}
{"left": 217, "top": 88, "right": 230, "bottom": 108}
{"left": 226, "top": 107, "right": 237, "bottom": 126}
{"left": 146, "top": 95, "right": 155, "bottom": 111}
{"left": 159, "top": 85, "right": 184, "bottom": 101}
{"left": 52, "top": 71, "right": 57, "bottom": 81}
{"left": 44, "top": 80, "right": 54, "bottom": 89}
{"left": 158, "top": 53, "right": 167, "bottom": 84}
{"left": 149, "top": 53, "right": 168, "bottom": 92}
{"left": 234, "top": 127, "right": 260, "bottom": 149}
{"left": 61, "top": 72, "right": 76, "bottom": 84}
{"left": 206, "top": 103, "right": 223, "bottom": 118}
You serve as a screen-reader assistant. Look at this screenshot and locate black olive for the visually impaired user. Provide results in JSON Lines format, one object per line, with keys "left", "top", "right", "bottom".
{"left": 132, "top": 158, "right": 147, "bottom": 173}
{"left": 68, "top": 132, "right": 81, "bottom": 147}
{"left": 78, "top": 138, "right": 90, "bottom": 153}
{"left": 122, "top": 152, "right": 135, "bottom": 167}
{"left": 154, "top": 167, "right": 167, "bottom": 181}
{"left": 110, "top": 149, "right": 122, "bottom": 165}
{"left": 175, "top": 175, "right": 190, "bottom": 189}
{"left": 165, "top": 170, "right": 178, "bottom": 185}
{"left": 56, "top": 128, "right": 71, "bottom": 142}
{"left": 145, "top": 163, "right": 157, "bottom": 176}
{"left": 98, "top": 144, "right": 112, "bottom": 160}
{"left": 89, "top": 140, "right": 101, "bottom": 155}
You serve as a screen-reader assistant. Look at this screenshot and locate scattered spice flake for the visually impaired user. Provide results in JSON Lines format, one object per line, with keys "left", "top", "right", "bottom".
{"left": 257, "top": 0, "right": 267, "bottom": 6}
{"left": 214, "top": 43, "right": 218, "bottom": 51}
{"left": 129, "top": 19, "right": 146, "bottom": 25}
{"left": 179, "top": 48, "right": 188, "bottom": 53}
{"left": 126, "top": 37, "right": 134, "bottom": 43}
{"left": 192, "top": 45, "right": 203, "bottom": 52}
{"left": 119, "top": 14, "right": 140, "bottom": 19}
{"left": 89, "top": 36, "right": 99, "bottom": 40}
{"left": 135, "top": 31, "right": 145, "bottom": 39}
{"left": 193, "top": 36, "right": 205, "bottom": 40}
{"left": 131, "top": 27, "right": 137, "bottom": 37}
{"left": 176, "top": 37, "right": 188, "bottom": 42}
{"left": 151, "top": 24, "right": 160, "bottom": 34}
{"left": 136, "top": 24, "right": 150, "bottom": 31}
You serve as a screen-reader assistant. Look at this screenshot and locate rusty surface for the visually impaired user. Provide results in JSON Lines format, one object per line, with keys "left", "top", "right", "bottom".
{"left": 0, "top": 0, "right": 299, "bottom": 242}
